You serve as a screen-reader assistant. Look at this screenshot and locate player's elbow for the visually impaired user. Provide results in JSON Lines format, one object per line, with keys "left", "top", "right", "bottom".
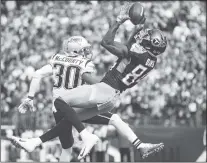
{"left": 101, "top": 39, "right": 107, "bottom": 47}
{"left": 33, "top": 70, "right": 43, "bottom": 79}
{"left": 101, "top": 38, "right": 112, "bottom": 47}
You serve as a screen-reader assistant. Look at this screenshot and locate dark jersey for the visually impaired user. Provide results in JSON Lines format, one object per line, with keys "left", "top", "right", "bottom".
{"left": 101, "top": 43, "right": 157, "bottom": 92}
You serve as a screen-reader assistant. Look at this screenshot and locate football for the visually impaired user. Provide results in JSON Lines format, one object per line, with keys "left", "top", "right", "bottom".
{"left": 129, "top": 2, "right": 145, "bottom": 25}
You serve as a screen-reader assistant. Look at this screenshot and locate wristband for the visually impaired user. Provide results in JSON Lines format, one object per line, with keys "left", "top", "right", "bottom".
{"left": 28, "top": 96, "right": 34, "bottom": 100}
{"left": 115, "top": 20, "right": 122, "bottom": 25}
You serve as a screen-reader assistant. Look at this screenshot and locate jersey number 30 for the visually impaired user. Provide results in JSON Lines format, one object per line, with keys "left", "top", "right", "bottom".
{"left": 53, "top": 63, "right": 81, "bottom": 89}
{"left": 122, "top": 64, "right": 148, "bottom": 86}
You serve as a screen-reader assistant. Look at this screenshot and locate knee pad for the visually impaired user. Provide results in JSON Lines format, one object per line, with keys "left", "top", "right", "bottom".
{"left": 54, "top": 98, "right": 70, "bottom": 113}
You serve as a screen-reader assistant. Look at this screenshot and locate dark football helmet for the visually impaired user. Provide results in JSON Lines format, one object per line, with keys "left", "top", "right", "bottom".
{"left": 136, "top": 29, "right": 167, "bottom": 56}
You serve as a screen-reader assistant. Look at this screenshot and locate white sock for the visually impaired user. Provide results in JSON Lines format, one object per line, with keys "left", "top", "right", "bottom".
{"left": 109, "top": 114, "right": 139, "bottom": 143}
{"left": 33, "top": 137, "right": 42, "bottom": 147}
{"left": 79, "top": 129, "right": 91, "bottom": 142}
{"left": 132, "top": 138, "right": 143, "bottom": 149}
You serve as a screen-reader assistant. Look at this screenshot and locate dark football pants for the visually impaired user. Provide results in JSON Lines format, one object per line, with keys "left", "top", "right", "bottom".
{"left": 53, "top": 111, "right": 74, "bottom": 149}
{"left": 53, "top": 111, "right": 113, "bottom": 149}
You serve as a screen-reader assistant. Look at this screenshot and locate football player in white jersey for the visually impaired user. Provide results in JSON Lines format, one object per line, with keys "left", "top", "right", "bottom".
{"left": 15, "top": 36, "right": 100, "bottom": 161}
{"left": 11, "top": 35, "right": 163, "bottom": 161}
{"left": 11, "top": 3, "right": 166, "bottom": 160}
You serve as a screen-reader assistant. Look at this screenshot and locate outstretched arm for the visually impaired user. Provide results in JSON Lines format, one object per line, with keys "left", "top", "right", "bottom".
{"left": 101, "top": 4, "right": 132, "bottom": 58}
{"left": 28, "top": 64, "right": 53, "bottom": 97}
{"left": 126, "top": 22, "right": 145, "bottom": 49}
{"left": 101, "top": 21, "right": 128, "bottom": 58}
{"left": 18, "top": 64, "right": 53, "bottom": 113}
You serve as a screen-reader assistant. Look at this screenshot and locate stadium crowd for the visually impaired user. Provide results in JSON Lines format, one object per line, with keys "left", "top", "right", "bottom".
{"left": 1, "top": 1, "right": 206, "bottom": 128}
{"left": 1, "top": 1, "right": 206, "bottom": 162}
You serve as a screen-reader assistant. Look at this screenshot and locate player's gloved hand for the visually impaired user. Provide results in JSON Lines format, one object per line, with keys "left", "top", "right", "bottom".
{"left": 18, "top": 98, "right": 35, "bottom": 113}
{"left": 134, "top": 17, "right": 146, "bottom": 32}
{"left": 133, "top": 17, "right": 146, "bottom": 40}
{"left": 116, "top": 2, "right": 133, "bottom": 24}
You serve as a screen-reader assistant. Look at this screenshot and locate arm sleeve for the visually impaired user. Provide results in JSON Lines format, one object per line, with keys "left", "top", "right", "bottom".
{"left": 33, "top": 64, "right": 53, "bottom": 78}
{"left": 28, "top": 64, "right": 53, "bottom": 97}
{"left": 101, "top": 21, "right": 128, "bottom": 58}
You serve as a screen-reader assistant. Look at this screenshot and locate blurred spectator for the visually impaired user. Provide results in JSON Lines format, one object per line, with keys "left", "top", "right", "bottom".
{"left": 1, "top": 1, "right": 206, "bottom": 161}
{"left": 107, "top": 126, "right": 132, "bottom": 162}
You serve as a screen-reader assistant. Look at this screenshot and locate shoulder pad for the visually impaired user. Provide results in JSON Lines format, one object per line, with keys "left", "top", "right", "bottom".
{"left": 51, "top": 53, "right": 59, "bottom": 60}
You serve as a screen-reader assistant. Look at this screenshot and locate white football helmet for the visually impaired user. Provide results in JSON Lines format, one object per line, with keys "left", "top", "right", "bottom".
{"left": 62, "top": 36, "right": 92, "bottom": 58}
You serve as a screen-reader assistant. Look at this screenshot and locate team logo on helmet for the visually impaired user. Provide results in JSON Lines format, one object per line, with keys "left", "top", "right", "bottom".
{"left": 62, "top": 36, "right": 92, "bottom": 57}
{"left": 68, "top": 37, "right": 83, "bottom": 46}
{"left": 137, "top": 28, "right": 167, "bottom": 56}
{"left": 152, "top": 38, "right": 160, "bottom": 46}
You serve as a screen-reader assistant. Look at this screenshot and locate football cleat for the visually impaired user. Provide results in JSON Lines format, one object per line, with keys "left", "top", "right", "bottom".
{"left": 78, "top": 134, "right": 100, "bottom": 160}
{"left": 9, "top": 136, "right": 22, "bottom": 149}
{"left": 139, "top": 142, "right": 164, "bottom": 159}
{"left": 9, "top": 136, "right": 39, "bottom": 152}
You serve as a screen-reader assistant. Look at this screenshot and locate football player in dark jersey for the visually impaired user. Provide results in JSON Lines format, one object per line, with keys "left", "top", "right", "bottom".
{"left": 10, "top": 3, "right": 167, "bottom": 160}
{"left": 101, "top": 10, "right": 167, "bottom": 92}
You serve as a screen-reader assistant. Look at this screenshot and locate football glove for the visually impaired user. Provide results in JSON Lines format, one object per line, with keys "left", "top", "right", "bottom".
{"left": 134, "top": 23, "right": 145, "bottom": 33}
{"left": 18, "top": 98, "right": 35, "bottom": 113}
{"left": 116, "top": 2, "right": 133, "bottom": 24}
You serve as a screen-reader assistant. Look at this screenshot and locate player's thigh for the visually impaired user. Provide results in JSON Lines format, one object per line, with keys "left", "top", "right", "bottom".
{"left": 82, "top": 112, "right": 113, "bottom": 125}
{"left": 54, "top": 97, "right": 100, "bottom": 122}
{"left": 90, "top": 83, "right": 119, "bottom": 103}
{"left": 61, "top": 84, "right": 96, "bottom": 108}
{"left": 73, "top": 107, "right": 100, "bottom": 121}
{"left": 90, "top": 83, "right": 120, "bottom": 113}
{"left": 60, "top": 83, "right": 120, "bottom": 114}
{"left": 62, "top": 83, "right": 119, "bottom": 106}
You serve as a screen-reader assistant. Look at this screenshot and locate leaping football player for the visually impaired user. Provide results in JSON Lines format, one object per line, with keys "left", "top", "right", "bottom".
{"left": 10, "top": 3, "right": 167, "bottom": 160}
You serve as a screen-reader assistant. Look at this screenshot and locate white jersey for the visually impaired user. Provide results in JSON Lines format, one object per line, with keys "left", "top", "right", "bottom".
{"left": 49, "top": 53, "right": 95, "bottom": 98}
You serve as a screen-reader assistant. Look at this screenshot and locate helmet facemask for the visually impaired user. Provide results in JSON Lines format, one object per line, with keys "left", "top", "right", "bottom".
{"left": 77, "top": 46, "right": 93, "bottom": 60}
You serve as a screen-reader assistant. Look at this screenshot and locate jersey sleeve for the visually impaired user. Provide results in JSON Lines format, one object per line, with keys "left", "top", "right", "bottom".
{"left": 81, "top": 60, "right": 96, "bottom": 75}
{"left": 48, "top": 54, "right": 58, "bottom": 66}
